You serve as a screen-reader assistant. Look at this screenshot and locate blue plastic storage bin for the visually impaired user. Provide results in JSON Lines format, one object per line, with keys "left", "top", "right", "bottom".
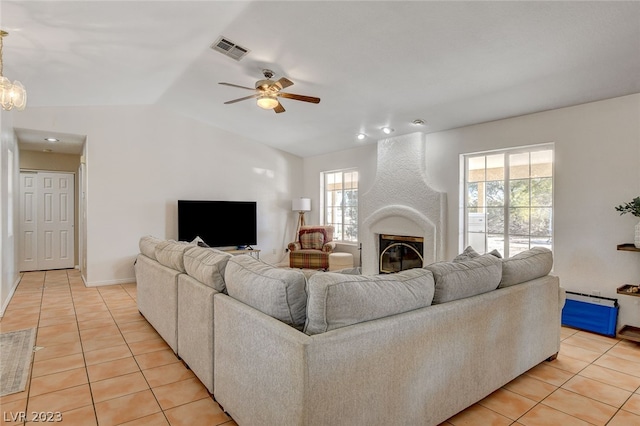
{"left": 561, "top": 292, "right": 618, "bottom": 337}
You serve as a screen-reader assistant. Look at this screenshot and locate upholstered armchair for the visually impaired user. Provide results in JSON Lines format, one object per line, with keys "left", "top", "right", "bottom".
{"left": 288, "top": 225, "right": 336, "bottom": 269}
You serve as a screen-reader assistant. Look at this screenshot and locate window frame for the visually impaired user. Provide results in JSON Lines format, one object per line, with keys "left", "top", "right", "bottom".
{"left": 320, "top": 168, "right": 359, "bottom": 243}
{"left": 461, "top": 143, "right": 554, "bottom": 258}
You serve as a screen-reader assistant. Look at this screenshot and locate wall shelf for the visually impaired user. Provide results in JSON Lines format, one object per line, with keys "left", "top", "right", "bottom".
{"left": 617, "top": 243, "right": 640, "bottom": 252}
{"left": 618, "top": 325, "right": 640, "bottom": 342}
{"left": 616, "top": 245, "right": 640, "bottom": 342}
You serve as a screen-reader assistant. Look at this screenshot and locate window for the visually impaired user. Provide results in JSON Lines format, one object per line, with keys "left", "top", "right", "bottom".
{"left": 463, "top": 144, "right": 553, "bottom": 258}
{"left": 322, "top": 169, "right": 358, "bottom": 242}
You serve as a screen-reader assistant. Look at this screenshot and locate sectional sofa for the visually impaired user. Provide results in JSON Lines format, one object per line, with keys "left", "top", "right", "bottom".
{"left": 134, "top": 236, "right": 564, "bottom": 426}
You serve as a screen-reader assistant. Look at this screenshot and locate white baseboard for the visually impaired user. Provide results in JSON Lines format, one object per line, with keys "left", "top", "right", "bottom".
{"left": 84, "top": 277, "right": 136, "bottom": 287}
{"left": 0, "top": 275, "right": 23, "bottom": 318}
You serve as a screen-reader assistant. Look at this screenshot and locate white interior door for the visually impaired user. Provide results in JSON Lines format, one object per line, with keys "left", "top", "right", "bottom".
{"left": 19, "top": 172, "right": 38, "bottom": 271}
{"left": 19, "top": 171, "right": 75, "bottom": 271}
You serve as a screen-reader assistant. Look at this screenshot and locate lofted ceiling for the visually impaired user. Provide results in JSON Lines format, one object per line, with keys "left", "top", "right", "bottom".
{"left": 3, "top": 1, "right": 640, "bottom": 158}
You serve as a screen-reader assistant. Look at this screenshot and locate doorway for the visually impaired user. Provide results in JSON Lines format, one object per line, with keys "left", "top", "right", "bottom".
{"left": 19, "top": 171, "right": 75, "bottom": 271}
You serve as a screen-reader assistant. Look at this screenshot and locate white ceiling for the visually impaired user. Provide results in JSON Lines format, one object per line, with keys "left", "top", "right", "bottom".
{"left": 3, "top": 1, "right": 640, "bottom": 158}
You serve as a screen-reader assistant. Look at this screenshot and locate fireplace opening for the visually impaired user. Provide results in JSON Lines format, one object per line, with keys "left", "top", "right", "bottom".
{"left": 379, "top": 234, "right": 424, "bottom": 274}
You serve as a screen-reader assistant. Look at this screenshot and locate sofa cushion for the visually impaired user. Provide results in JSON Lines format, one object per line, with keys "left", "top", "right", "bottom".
{"left": 499, "top": 247, "right": 553, "bottom": 288}
{"left": 139, "top": 235, "right": 162, "bottom": 261}
{"left": 183, "top": 246, "right": 232, "bottom": 292}
{"left": 154, "top": 240, "right": 193, "bottom": 272}
{"left": 224, "top": 255, "right": 307, "bottom": 329}
{"left": 299, "top": 229, "right": 326, "bottom": 250}
{"left": 425, "top": 254, "right": 502, "bottom": 304}
{"left": 304, "top": 268, "right": 435, "bottom": 335}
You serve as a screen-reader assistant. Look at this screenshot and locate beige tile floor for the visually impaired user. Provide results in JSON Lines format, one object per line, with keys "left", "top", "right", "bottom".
{"left": 1, "top": 270, "right": 640, "bottom": 425}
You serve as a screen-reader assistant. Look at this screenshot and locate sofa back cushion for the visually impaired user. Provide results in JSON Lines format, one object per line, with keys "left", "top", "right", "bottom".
{"left": 304, "top": 268, "right": 435, "bottom": 335}
{"left": 154, "top": 240, "right": 193, "bottom": 272}
{"left": 224, "top": 255, "right": 307, "bottom": 330}
{"left": 183, "top": 246, "right": 232, "bottom": 292}
{"left": 139, "top": 235, "right": 162, "bottom": 261}
{"left": 425, "top": 254, "right": 502, "bottom": 304}
{"left": 499, "top": 247, "right": 553, "bottom": 288}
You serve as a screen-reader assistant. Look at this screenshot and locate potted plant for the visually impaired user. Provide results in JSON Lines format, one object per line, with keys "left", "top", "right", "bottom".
{"left": 615, "top": 196, "right": 640, "bottom": 248}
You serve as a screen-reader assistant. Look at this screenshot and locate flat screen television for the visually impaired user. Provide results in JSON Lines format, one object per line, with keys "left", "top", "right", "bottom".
{"left": 178, "top": 200, "right": 257, "bottom": 248}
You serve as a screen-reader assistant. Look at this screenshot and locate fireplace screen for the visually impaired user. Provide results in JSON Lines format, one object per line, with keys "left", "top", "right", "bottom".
{"left": 379, "top": 234, "right": 424, "bottom": 274}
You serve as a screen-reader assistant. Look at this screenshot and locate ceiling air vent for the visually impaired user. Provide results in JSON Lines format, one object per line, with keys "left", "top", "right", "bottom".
{"left": 211, "top": 36, "right": 250, "bottom": 61}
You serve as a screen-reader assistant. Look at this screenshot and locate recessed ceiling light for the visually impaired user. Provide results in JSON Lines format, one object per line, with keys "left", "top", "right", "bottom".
{"left": 412, "top": 119, "right": 426, "bottom": 125}
{"left": 44, "top": 137, "right": 59, "bottom": 142}
{"left": 382, "top": 127, "right": 394, "bottom": 134}
{"left": 356, "top": 133, "right": 366, "bottom": 140}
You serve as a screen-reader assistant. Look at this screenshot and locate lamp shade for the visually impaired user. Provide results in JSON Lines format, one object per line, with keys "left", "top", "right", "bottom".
{"left": 292, "top": 197, "right": 311, "bottom": 212}
{"left": 257, "top": 95, "right": 278, "bottom": 110}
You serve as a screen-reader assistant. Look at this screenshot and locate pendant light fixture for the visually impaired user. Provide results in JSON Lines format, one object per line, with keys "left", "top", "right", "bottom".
{"left": 0, "top": 30, "right": 27, "bottom": 111}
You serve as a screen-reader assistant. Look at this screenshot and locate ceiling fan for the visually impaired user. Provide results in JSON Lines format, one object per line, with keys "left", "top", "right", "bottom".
{"left": 219, "top": 69, "right": 320, "bottom": 113}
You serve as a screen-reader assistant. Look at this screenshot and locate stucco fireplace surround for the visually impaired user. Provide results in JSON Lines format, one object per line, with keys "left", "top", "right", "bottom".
{"left": 360, "top": 132, "right": 447, "bottom": 275}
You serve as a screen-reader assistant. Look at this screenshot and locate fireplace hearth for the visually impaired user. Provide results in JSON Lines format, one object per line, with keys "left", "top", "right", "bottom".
{"left": 379, "top": 234, "right": 424, "bottom": 274}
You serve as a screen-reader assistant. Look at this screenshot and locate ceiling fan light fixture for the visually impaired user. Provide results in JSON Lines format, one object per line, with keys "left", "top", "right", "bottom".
{"left": 257, "top": 95, "right": 278, "bottom": 110}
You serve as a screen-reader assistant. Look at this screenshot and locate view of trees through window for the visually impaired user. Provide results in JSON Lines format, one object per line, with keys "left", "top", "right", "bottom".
{"left": 323, "top": 169, "right": 358, "bottom": 242}
{"left": 465, "top": 145, "right": 553, "bottom": 257}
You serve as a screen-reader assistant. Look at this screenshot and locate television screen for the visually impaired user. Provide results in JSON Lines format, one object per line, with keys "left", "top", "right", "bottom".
{"left": 178, "top": 200, "right": 257, "bottom": 248}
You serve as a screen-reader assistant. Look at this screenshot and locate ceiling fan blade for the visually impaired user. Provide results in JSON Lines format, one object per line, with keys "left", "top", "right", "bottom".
{"left": 278, "top": 92, "right": 321, "bottom": 104}
{"left": 219, "top": 82, "right": 256, "bottom": 91}
{"left": 275, "top": 77, "right": 294, "bottom": 90}
{"left": 224, "top": 94, "right": 259, "bottom": 104}
{"left": 274, "top": 102, "right": 285, "bottom": 114}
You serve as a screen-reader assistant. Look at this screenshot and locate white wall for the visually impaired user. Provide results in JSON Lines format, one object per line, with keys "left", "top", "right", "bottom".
{"left": 305, "top": 94, "right": 640, "bottom": 329}
{"left": 302, "top": 143, "right": 378, "bottom": 265}
{"left": 14, "top": 105, "right": 303, "bottom": 285}
{"left": 7, "top": 95, "right": 640, "bottom": 328}
{"left": 0, "top": 109, "right": 20, "bottom": 315}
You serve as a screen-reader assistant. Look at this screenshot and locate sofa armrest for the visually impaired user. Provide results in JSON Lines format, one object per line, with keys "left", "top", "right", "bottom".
{"left": 322, "top": 241, "right": 336, "bottom": 253}
{"left": 134, "top": 254, "right": 180, "bottom": 353}
{"left": 288, "top": 242, "right": 301, "bottom": 251}
{"left": 214, "top": 293, "right": 311, "bottom": 426}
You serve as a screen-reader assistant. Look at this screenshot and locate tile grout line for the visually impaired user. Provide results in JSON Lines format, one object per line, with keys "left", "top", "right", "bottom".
{"left": 23, "top": 271, "right": 45, "bottom": 422}
{"left": 97, "top": 283, "right": 174, "bottom": 425}
{"left": 529, "top": 333, "right": 640, "bottom": 425}
{"left": 66, "top": 269, "right": 101, "bottom": 426}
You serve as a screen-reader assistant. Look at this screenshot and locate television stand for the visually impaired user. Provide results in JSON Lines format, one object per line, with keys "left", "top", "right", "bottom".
{"left": 224, "top": 248, "right": 260, "bottom": 260}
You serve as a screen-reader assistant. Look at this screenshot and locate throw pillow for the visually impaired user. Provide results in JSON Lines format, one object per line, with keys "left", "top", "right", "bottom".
{"left": 499, "top": 247, "right": 553, "bottom": 288}
{"left": 183, "top": 246, "right": 232, "bottom": 292}
{"left": 453, "top": 246, "right": 502, "bottom": 262}
{"left": 425, "top": 254, "right": 502, "bottom": 304}
{"left": 224, "top": 255, "right": 308, "bottom": 330}
{"left": 489, "top": 249, "right": 503, "bottom": 258}
{"left": 453, "top": 246, "right": 481, "bottom": 262}
{"left": 304, "top": 268, "right": 435, "bottom": 335}
{"left": 299, "top": 230, "right": 325, "bottom": 250}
